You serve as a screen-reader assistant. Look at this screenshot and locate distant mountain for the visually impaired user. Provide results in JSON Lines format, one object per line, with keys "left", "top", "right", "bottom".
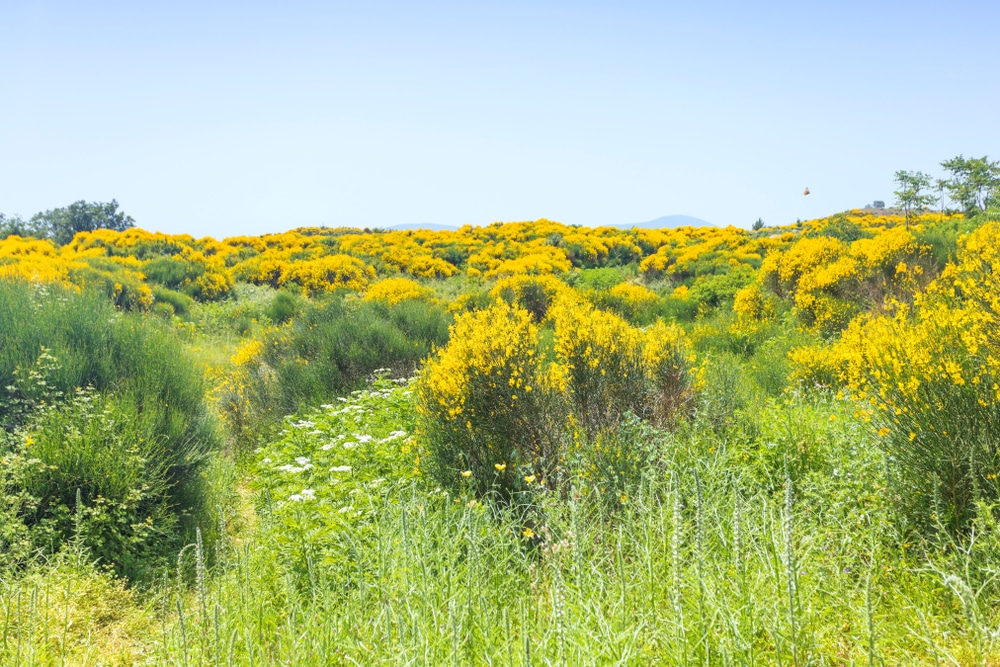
{"left": 620, "top": 215, "right": 714, "bottom": 229}
{"left": 387, "top": 223, "right": 458, "bottom": 231}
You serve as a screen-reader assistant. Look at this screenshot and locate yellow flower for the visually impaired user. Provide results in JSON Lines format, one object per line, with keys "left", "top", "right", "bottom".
{"left": 461, "top": 470, "right": 472, "bottom": 478}
{"left": 495, "top": 462, "right": 507, "bottom": 472}
{"left": 522, "top": 527, "right": 534, "bottom": 539}
{"left": 524, "top": 474, "right": 536, "bottom": 483}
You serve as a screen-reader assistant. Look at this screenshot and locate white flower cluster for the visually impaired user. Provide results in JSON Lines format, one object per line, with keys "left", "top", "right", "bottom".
{"left": 288, "top": 488, "right": 316, "bottom": 502}
{"left": 276, "top": 456, "right": 314, "bottom": 474}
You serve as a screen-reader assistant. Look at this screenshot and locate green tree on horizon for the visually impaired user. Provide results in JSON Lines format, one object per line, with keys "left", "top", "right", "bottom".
{"left": 9, "top": 199, "right": 137, "bottom": 245}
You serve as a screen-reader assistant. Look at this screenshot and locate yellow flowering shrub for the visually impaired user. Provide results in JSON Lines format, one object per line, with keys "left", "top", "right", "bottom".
{"left": 364, "top": 277, "right": 433, "bottom": 305}
{"left": 553, "top": 302, "right": 646, "bottom": 427}
{"left": 278, "top": 255, "right": 375, "bottom": 294}
{"left": 0, "top": 236, "right": 79, "bottom": 285}
{"left": 406, "top": 255, "right": 458, "bottom": 279}
{"left": 788, "top": 343, "right": 854, "bottom": 387}
{"left": 232, "top": 256, "right": 288, "bottom": 287}
{"left": 417, "top": 301, "right": 563, "bottom": 500}
{"left": 732, "top": 283, "right": 771, "bottom": 321}
{"left": 643, "top": 321, "right": 697, "bottom": 425}
{"left": 490, "top": 274, "right": 578, "bottom": 321}
{"left": 598, "top": 281, "right": 660, "bottom": 321}
{"left": 838, "top": 222, "right": 1000, "bottom": 531}
{"left": 212, "top": 338, "right": 281, "bottom": 447}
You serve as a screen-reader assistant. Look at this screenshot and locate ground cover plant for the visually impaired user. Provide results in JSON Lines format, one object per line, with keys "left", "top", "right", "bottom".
{"left": 3, "top": 180, "right": 1000, "bottom": 664}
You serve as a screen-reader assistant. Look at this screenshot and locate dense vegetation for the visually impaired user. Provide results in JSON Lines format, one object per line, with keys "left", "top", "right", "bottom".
{"left": 2, "top": 161, "right": 1000, "bottom": 664}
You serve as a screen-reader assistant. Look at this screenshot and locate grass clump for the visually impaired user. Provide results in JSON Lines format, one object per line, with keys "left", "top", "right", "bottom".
{"left": 0, "top": 280, "right": 220, "bottom": 577}
{"left": 217, "top": 294, "right": 451, "bottom": 452}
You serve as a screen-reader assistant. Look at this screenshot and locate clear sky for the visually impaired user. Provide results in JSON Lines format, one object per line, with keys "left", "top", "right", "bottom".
{"left": 2, "top": 1, "right": 997, "bottom": 236}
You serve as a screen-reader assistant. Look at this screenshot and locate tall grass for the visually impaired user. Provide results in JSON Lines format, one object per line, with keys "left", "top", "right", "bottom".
{"left": 137, "top": 387, "right": 1000, "bottom": 665}
{"left": 0, "top": 280, "right": 221, "bottom": 577}
{"left": 215, "top": 294, "right": 452, "bottom": 453}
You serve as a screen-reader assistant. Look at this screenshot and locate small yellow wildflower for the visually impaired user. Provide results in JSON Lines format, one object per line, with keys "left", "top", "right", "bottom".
{"left": 522, "top": 527, "right": 534, "bottom": 539}
{"left": 495, "top": 462, "right": 507, "bottom": 472}
{"left": 461, "top": 470, "right": 472, "bottom": 478}
{"left": 524, "top": 474, "right": 536, "bottom": 483}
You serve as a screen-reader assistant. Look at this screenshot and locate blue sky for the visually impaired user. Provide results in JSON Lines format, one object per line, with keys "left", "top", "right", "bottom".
{"left": 2, "top": 1, "right": 997, "bottom": 236}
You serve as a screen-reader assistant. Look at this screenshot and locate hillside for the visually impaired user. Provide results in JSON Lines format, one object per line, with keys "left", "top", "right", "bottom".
{"left": 1, "top": 205, "right": 999, "bottom": 664}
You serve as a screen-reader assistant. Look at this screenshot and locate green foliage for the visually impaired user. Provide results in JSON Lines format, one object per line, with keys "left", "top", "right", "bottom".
{"left": 28, "top": 199, "right": 135, "bottom": 246}
{"left": 218, "top": 296, "right": 451, "bottom": 452}
{"left": 69, "top": 260, "right": 152, "bottom": 311}
{"left": 695, "top": 351, "right": 754, "bottom": 433}
{"left": 152, "top": 286, "right": 195, "bottom": 316}
{"left": 940, "top": 154, "right": 1000, "bottom": 215}
{"left": 144, "top": 256, "right": 202, "bottom": 290}
{"left": 805, "top": 214, "right": 873, "bottom": 243}
{"left": 251, "top": 377, "right": 421, "bottom": 589}
{"left": 263, "top": 289, "right": 301, "bottom": 324}
{"left": 0, "top": 213, "right": 34, "bottom": 240}
{"left": 687, "top": 267, "right": 755, "bottom": 309}
{"left": 573, "top": 412, "right": 668, "bottom": 511}
{"left": 9, "top": 392, "right": 179, "bottom": 577}
{"left": 658, "top": 294, "right": 700, "bottom": 321}
{"left": 0, "top": 280, "right": 219, "bottom": 576}
{"left": 572, "top": 267, "right": 625, "bottom": 291}
{"left": 893, "top": 170, "right": 936, "bottom": 227}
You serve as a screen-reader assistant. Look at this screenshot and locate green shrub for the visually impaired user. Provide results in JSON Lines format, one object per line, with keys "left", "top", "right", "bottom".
{"left": 572, "top": 267, "right": 624, "bottom": 291}
{"left": 152, "top": 286, "right": 195, "bottom": 316}
{"left": 69, "top": 262, "right": 153, "bottom": 311}
{"left": 696, "top": 352, "right": 753, "bottom": 433}
{"left": 15, "top": 393, "right": 177, "bottom": 574}
{"left": 144, "top": 256, "right": 201, "bottom": 289}
{"left": 264, "top": 289, "right": 301, "bottom": 324}
{"left": 218, "top": 296, "right": 452, "bottom": 451}
{"left": 0, "top": 280, "right": 219, "bottom": 576}
{"left": 574, "top": 413, "right": 669, "bottom": 512}
{"left": 687, "top": 267, "right": 755, "bottom": 309}
{"left": 658, "top": 295, "right": 700, "bottom": 321}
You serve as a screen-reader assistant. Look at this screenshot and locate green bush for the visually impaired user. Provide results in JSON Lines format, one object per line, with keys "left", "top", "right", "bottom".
{"left": 687, "top": 267, "right": 755, "bottom": 309}
{"left": 264, "top": 289, "right": 301, "bottom": 324}
{"left": 69, "top": 262, "right": 152, "bottom": 311}
{"left": 144, "top": 256, "right": 201, "bottom": 289}
{"left": 274, "top": 297, "right": 450, "bottom": 410}
{"left": 572, "top": 267, "right": 624, "bottom": 291}
{"left": 218, "top": 295, "right": 452, "bottom": 451}
{"left": 0, "top": 280, "right": 219, "bottom": 577}
{"left": 152, "top": 286, "right": 195, "bottom": 316}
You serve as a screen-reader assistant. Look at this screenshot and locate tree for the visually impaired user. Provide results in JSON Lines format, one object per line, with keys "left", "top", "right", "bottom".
{"left": 752, "top": 218, "right": 764, "bottom": 231}
{"left": 0, "top": 213, "right": 35, "bottom": 239}
{"left": 893, "top": 170, "right": 936, "bottom": 229}
{"left": 940, "top": 155, "right": 1000, "bottom": 216}
{"left": 29, "top": 199, "right": 135, "bottom": 246}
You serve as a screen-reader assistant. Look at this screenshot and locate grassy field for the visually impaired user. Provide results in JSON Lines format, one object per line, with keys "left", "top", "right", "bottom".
{"left": 2, "top": 208, "right": 1000, "bottom": 665}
